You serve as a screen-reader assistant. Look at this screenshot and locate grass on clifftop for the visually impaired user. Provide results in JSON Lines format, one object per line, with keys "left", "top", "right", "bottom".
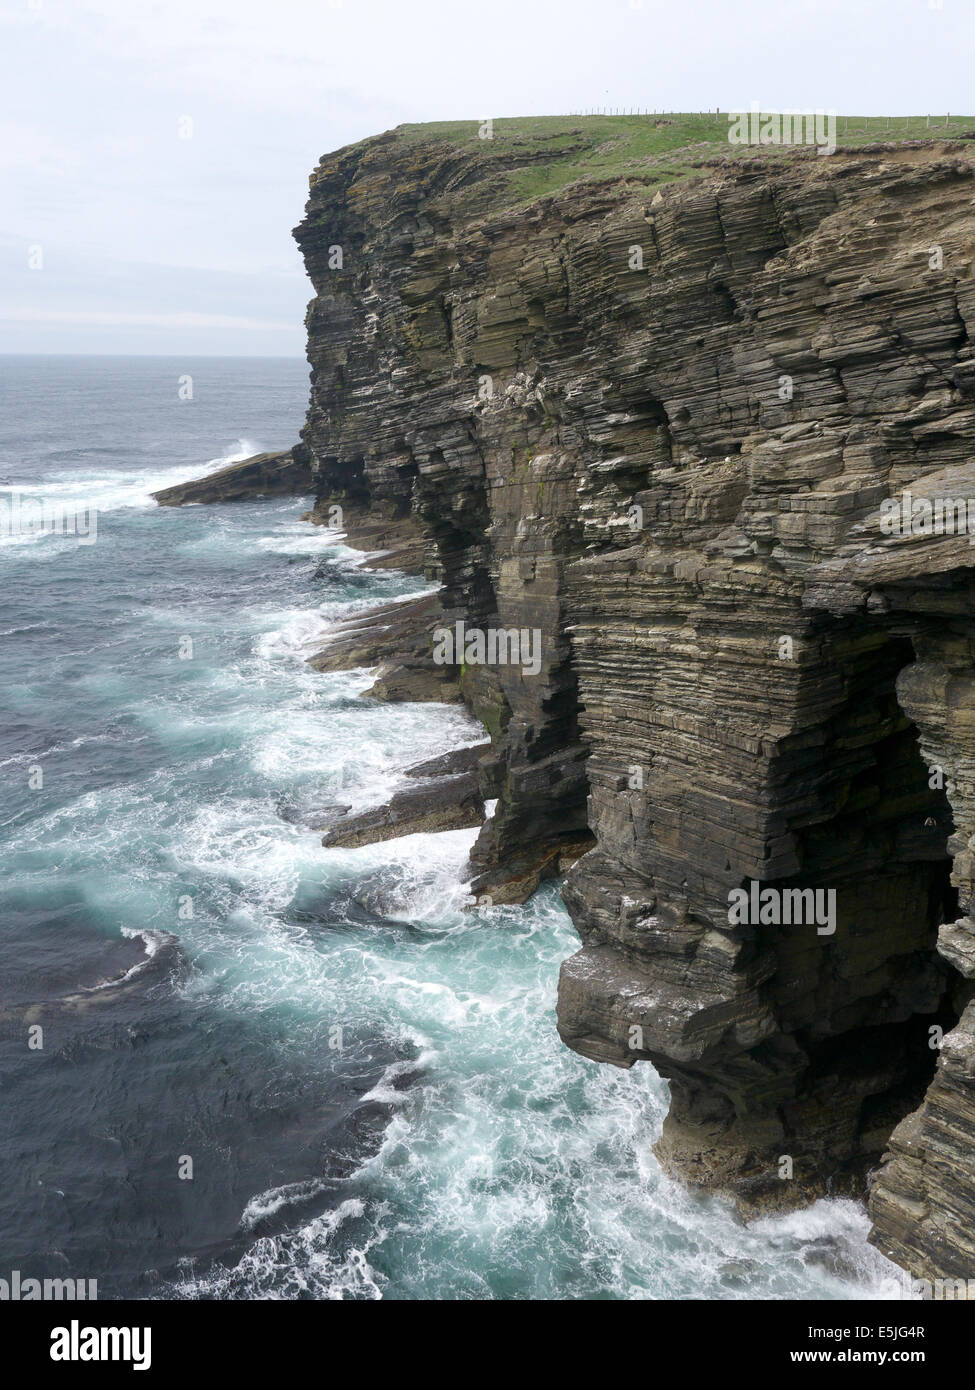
{"left": 394, "top": 113, "right": 975, "bottom": 206}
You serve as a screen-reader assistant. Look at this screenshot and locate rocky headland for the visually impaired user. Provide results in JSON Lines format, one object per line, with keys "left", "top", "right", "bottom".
{"left": 152, "top": 444, "right": 314, "bottom": 505}
{"left": 164, "top": 114, "right": 975, "bottom": 1289}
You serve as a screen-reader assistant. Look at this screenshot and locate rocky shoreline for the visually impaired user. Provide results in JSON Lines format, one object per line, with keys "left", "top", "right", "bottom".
{"left": 158, "top": 122, "right": 975, "bottom": 1288}
{"left": 152, "top": 444, "right": 314, "bottom": 506}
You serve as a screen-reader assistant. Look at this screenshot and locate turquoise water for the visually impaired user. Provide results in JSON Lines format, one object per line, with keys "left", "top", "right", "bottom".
{"left": 0, "top": 355, "right": 902, "bottom": 1299}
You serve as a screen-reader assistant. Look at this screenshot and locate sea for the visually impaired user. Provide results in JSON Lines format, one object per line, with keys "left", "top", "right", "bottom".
{"left": 0, "top": 354, "right": 902, "bottom": 1299}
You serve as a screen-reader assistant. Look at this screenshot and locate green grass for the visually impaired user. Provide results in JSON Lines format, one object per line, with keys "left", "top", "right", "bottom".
{"left": 391, "top": 112, "right": 975, "bottom": 210}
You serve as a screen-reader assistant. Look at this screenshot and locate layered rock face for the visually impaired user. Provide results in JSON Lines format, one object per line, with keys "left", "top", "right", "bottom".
{"left": 152, "top": 445, "right": 313, "bottom": 505}
{"left": 293, "top": 124, "right": 975, "bottom": 1282}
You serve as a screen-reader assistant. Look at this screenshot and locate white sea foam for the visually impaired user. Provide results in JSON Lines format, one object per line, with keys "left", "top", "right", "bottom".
{"left": 1, "top": 470, "right": 903, "bottom": 1301}
{"left": 0, "top": 438, "right": 268, "bottom": 535}
{"left": 201, "top": 861, "right": 901, "bottom": 1300}
{"left": 239, "top": 1179, "right": 330, "bottom": 1231}
{"left": 256, "top": 527, "right": 351, "bottom": 558}
{"left": 168, "top": 1199, "right": 382, "bottom": 1301}
{"left": 119, "top": 926, "right": 168, "bottom": 960}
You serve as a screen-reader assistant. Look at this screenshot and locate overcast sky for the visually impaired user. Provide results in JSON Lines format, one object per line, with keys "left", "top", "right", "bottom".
{"left": 2, "top": 0, "right": 973, "bottom": 357}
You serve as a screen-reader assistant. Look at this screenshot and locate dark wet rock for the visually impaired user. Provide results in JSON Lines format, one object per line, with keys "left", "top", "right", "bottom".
{"left": 867, "top": 998, "right": 975, "bottom": 1284}
{"left": 402, "top": 742, "right": 490, "bottom": 779}
{"left": 280, "top": 800, "right": 351, "bottom": 830}
{"left": 308, "top": 591, "right": 461, "bottom": 703}
{"left": 304, "top": 499, "right": 429, "bottom": 574}
{"left": 468, "top": 834, "right": 594, "bottom": 907}
{"left": 152, "top": 444, "right": 313, "bottom": 505}
{"left": 322, "top": 772, "right": 483, "bottom": 848}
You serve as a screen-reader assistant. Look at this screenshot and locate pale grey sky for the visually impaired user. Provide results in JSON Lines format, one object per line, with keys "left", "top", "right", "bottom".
{"left": 2, "top": 0, "right": 972, "bottom": 356}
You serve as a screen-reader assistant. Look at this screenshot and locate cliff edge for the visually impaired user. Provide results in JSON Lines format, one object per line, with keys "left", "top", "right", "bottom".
{"left": 293, "top": 114, "right": 975, "bottom": 1285}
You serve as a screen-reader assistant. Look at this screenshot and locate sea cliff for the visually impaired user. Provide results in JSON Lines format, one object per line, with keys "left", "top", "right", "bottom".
{"left": 182, "top": 115, "right": 975, "bottom": 1286}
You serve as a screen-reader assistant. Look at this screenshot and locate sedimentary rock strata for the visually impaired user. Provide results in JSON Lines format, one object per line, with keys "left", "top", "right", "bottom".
{"left": 282, "top": 124, "right": 975, "bottom": 1281}
{"left": 152, "top": 445, "right": 314, "bottom": 505}
{"left": 307, "top": 591, "right": 461, "bottom": 703}
{"left": 322, "top": 769, "right": 484, "bottom": 847}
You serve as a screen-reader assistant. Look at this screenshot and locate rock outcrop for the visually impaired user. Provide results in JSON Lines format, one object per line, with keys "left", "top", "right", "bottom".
{"left": 287, "top": 118, "right": 975, "bottom": 1283}
{"left": 307, "top": 591, "right": 461, "bottom": 703}
{"left": 152, "top": 445, "right": 314, "bottom": 505}
{"left": 322, "top": 767, "right": 484, "bottom": 847}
